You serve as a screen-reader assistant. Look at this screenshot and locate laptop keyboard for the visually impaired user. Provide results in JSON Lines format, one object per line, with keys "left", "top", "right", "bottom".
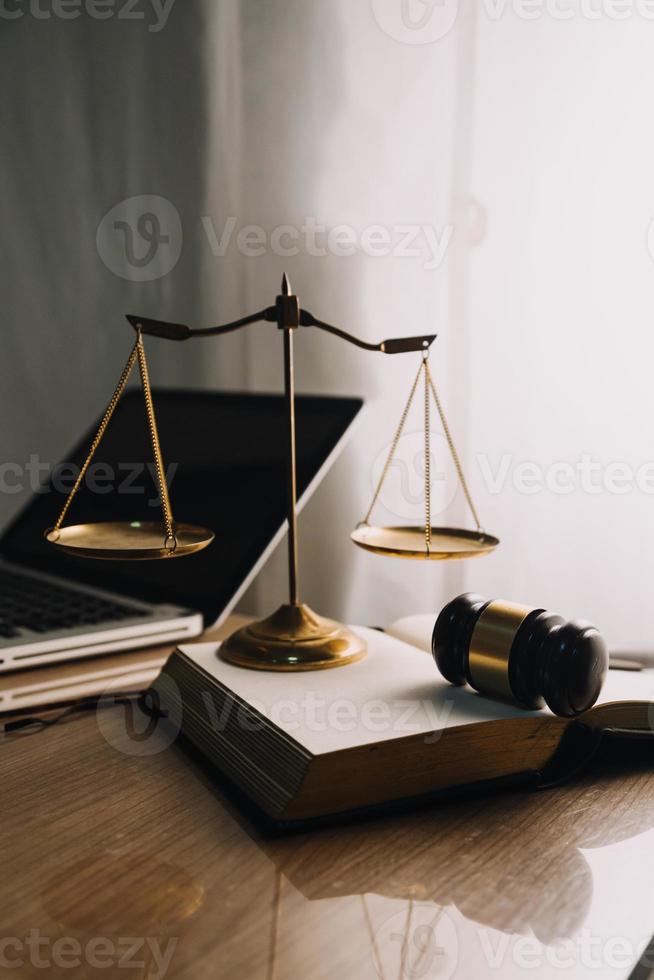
{"left": 0, "top": 567, "right": 148, "bottom": 639}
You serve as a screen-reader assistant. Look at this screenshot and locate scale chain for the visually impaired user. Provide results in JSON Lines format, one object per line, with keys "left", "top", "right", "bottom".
{"left": 425, "top": 360, "right": 483, "bottom": 534}
{"left": 424, "top": 358, "right": 431, "bottom": 552}
{"left": 363, "top": 359, "right": 424, "bottom": 526}
{"left": 135, "top": 333, "right": 176, "bottom": 548}
{"left": 50, "top": 338, "right": 140, "bottom": 535}
{"left": 49, "top": 333, "right": 177, "bottom": 552}
{"left": 362, "top": 353, "right": 484, "bottom": 540}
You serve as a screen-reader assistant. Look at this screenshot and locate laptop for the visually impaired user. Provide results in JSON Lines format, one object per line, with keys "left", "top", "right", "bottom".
{"left": 0, "top": 390, "right": 362, "bottom": 674}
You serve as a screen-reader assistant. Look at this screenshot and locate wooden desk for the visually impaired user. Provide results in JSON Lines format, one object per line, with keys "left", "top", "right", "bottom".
{"left": 2, "top": 619, "right": 654, "bottom": 980}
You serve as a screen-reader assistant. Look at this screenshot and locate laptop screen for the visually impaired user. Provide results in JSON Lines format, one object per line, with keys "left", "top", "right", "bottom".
{"left": 0, "top": 390, "right": 363, "bottom": 623}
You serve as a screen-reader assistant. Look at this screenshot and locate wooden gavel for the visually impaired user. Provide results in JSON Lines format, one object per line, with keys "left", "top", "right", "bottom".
{"left": 432, "top": 593, "right": 609, "bottom": 717}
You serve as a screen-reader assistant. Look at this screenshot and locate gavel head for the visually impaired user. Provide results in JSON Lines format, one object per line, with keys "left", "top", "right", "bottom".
{"left": 432, "top": 594, "right": 609, "bottom": 717}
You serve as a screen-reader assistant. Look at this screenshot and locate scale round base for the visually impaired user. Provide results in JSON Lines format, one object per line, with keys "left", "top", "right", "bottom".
{"left": 351, "top": 524, "right": 499, "bottom": 560}
{"left": 220, "top": 603, "right": 367, "bottom": 671}
{"left": 44, "top": 521, "right": 215, "bottom": 560}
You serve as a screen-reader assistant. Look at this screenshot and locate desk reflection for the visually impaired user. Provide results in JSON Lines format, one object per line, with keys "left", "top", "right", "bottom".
{"left": 258, "top": 747, "right": 654, "bottom": 944}
{"left": 8, "top": 717, "right": 653, "bottom": 980}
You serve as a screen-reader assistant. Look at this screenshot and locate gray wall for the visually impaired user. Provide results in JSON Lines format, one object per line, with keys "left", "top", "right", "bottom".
{"left": 0, "top": 0, "right": 243, "bottom": 527}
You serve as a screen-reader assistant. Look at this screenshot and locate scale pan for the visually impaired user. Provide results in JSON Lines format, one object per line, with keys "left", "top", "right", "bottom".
{"left": 351, "top": 525, "right": 499, "bottom": 560}
{"left": 45, "top": 522, "right": 215, "bottom": 560}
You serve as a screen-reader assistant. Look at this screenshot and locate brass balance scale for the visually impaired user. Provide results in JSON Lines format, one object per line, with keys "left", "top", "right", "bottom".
{"left": 44, "top": 276, "right": 498, "bottom": 671}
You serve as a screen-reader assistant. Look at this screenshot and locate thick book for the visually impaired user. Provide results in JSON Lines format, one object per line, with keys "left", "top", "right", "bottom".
{"left": 151, "top": 625, "right": 654, "bottom": 826}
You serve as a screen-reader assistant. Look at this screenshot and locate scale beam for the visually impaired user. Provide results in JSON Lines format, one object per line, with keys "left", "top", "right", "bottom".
{"left": 125, "top": 310, "right": 274, "bottom": 341}
{"left": 299, "top": 310, "right": 436, "bottom": 355}
{"left": 125, "top": 307, "right": 436, "bottom": 355}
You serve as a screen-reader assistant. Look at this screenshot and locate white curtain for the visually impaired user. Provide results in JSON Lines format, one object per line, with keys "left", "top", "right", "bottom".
{"left": 461, "top": 11, "right": 654, "bottom": 647}
{"left": 5, "top": 1, "right": 654, "bottom": 641}
{"left": 233, "top": 0, "right": 468, "bottom": 626}
{"left": 0, "top": 3, "right": 246, "bottom": 520}
{"left": 233, "top": 1, "right": 654, "bottom": 644}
